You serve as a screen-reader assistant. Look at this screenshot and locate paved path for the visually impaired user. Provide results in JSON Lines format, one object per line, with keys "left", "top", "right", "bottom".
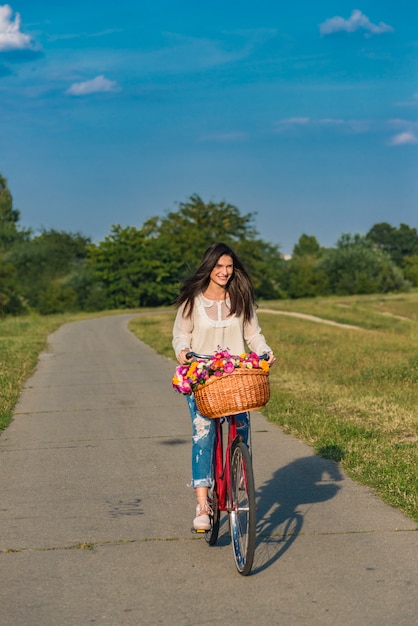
{"left": 0, "top": 315, "right": 416, "bottom": 625}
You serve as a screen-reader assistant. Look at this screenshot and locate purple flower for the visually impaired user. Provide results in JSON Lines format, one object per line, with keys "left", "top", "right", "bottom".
{"left": 180, "top": 380, "right": 192, "bottom": 393}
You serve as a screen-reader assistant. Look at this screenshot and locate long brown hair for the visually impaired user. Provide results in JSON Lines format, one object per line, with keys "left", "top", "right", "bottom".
{"left": 176, "top": 242, "right": 255, "bottom": 322}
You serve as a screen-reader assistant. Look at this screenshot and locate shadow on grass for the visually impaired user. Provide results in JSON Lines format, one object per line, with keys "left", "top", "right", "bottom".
{"left": 252, "top": 454, "right": 343, "bottom": 574}
{"left": 317, "top": 444, "right": 345, "bottom": 462}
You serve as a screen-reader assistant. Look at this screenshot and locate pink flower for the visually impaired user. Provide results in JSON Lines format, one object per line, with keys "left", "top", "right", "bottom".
{"left": 180, "top": 380, "right": 192, "bottom": 393}
{"left": 224, "top": 361, "right": 235, "bottom": 374}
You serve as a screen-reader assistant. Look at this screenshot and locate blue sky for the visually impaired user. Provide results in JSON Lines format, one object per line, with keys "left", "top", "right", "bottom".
{"left": 0, "top": 1, "right": 417, "bottom": 254}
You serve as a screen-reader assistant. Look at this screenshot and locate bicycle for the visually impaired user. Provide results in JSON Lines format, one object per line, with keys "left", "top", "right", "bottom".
{"left": 186, "top": 351, "right": 269, "bottom": 576}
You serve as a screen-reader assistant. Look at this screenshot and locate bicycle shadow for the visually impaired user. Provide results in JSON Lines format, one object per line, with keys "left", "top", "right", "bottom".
{"left": 252, "top": 454, "right": 344, "bottom": 574}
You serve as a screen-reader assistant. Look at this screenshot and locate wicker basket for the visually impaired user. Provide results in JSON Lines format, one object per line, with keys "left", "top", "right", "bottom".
{"left": 193, "top": 368, "right": 270, "bottom": 419}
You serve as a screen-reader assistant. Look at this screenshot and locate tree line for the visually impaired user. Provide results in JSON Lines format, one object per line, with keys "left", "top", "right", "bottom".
{"left": 1, "top": 173, "right": 417, "bottom": 316}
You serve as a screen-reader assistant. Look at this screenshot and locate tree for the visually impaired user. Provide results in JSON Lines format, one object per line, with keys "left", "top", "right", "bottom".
{"left": 89, "top": 196, "right": 284, "bottom": 308}
{"left": 146, "top": 194, "right": 258, "bottom": 273}
{"left": 89, "top": 195, "right": 283, "bottom": 307}
{"left": 292, "top": 234, "right": 322, "bottom": 258}
{"left": 0, "top": 257, "right": 25, "bottom": 315}
{"left": 142, "top": 194, "right": 283, "bottom": 301}
{"left": 234, "top": 239, "right": 286, "bottom": 300}
{"left": 88, "top": 224, "right": 179, "bottom": 308}
{"left": 37, "top": 282, "right": 79, "bottom": 315}
{"left": 366, "top": 222, "right": 418, "bottom": 267}
{"left": 6, "top": 229, "right": 91, "bottom": 310}
{"left": 402, "top": 255, "right": 418, "bottom": 287}
{"left": 283, "top": 256, "right": 330, "bottom": 298}
{"left": 0, "top": 174, "right": 30, "bottom": 313}
{"left": 0, "top": 174, "right": 30, "bottom": 250}
{"left": 279, "top": 235, "right": 329, "bottom": 298}
{"left": 318, "top": 233, "right": 409, "bottom": 295}
{"left": 65, "top": 264, "right": 108, "bottom": 311}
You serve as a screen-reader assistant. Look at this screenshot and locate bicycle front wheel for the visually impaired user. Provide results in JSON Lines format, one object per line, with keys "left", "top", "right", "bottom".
{"left": 229, "top": 442, "right": 256, "bottom": 575}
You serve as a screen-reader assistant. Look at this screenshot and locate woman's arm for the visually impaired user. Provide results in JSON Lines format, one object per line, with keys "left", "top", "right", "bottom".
{"left": 244, "top": 311, "right": 276, "bottom": 366}
{"left": 172, "top": 305, "right": 193, "bottom": 364}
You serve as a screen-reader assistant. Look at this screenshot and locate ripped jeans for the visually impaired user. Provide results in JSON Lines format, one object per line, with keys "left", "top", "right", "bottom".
{"left": 186, "top": 394, "right": 249, "bottom": 488}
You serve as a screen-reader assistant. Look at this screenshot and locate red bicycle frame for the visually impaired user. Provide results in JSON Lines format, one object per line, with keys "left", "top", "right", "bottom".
{"left": 212, "top": 415, "right": 241, "bottom": 511}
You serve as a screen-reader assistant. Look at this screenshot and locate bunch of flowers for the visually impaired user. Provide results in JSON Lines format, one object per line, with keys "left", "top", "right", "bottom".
{"left": 172, "top": 348, "right": 269, "bottom": 395}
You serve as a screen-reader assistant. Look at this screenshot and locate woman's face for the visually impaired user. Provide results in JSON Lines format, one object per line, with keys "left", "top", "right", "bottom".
{"left": 209, "top": 254, "right": 234, "bottom": 289}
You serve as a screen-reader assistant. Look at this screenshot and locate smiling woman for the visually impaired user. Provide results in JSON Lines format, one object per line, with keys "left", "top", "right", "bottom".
{"left": 206, "top": 254, "right": 234, "bottom": 293}
{"left": 172, "top": 241, "right": 276, "bottom": 531}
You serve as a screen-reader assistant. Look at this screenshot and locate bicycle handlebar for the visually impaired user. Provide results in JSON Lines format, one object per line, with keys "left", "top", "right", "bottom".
{"left": 186, "top": 351, "right": 269, "bottom": 361}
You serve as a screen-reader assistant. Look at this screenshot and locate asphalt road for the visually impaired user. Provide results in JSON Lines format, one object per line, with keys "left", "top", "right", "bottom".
{"left": 0, "top": 314, "right": 416, "bottom": 625}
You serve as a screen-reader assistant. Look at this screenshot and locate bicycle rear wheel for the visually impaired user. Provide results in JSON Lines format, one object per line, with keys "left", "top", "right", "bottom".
{"left": 205, "top": 484, "right": 220, "bottom": 545}
{"left": 229, "top": 442, "right": 256, "bottom": 575}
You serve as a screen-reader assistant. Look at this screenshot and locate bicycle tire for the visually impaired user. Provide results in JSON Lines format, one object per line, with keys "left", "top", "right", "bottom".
{"left": 229, "top": 441, "right": 256, "bottom": 575}
{"left": 205, "top": 484, "right": 220, "bottom": 545}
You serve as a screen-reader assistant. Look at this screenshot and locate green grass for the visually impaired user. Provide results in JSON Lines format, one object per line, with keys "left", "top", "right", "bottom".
{"left": 259, "top": 292, "right": 418, "bottom": 330}
{"left": 129, "top": 295, "right": 418, "bottom": 522}
{"left": 261, "top": 314, "right": 417, "bottom": 520}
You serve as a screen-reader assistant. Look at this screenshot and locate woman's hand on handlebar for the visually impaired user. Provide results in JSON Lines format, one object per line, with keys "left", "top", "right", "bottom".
{"left": 267, "top": 352, "right": 276, "bottom": 367}
{"left": 177, "top": 349, "right": 191, "bottom": 365}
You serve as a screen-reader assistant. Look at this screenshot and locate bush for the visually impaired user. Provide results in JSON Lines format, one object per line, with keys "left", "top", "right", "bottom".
{"left": 318, "top": 234, "right": 410, "bottom": 295}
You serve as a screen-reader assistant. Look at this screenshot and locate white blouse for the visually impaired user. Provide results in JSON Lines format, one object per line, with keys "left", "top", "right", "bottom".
{"left": 172, "top": 293, "right": 272, "bottom": 358}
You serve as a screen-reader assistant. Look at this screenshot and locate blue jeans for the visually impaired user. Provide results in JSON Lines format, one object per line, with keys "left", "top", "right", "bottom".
{"left": 186, "top": 394, "right": 249, "bottom": 488}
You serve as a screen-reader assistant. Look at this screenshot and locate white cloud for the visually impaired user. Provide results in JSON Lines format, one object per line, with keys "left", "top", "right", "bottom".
{"left": 66, "top": 75, "right": 120, "bottom": 96}
{"left": 319, "top": 10, "right": 394, "bottom": 37}
{"left": 276, "top": 116, "right": 418, "bottom": 146}
{"left": 275, "top": 117, "right": 310, "bottom": 131}
{"left": 319, "top": 118, "right": 370, "bottom": 133}
{"left": 394, "top": 93, "right": 418, "bottom": 108}
{"left": 275, "top": 117, "right": 370, "bottom": 134}
{"left": 47, "top": 29, "right": 122, "bottom": 43}
{"left": 281, "top": 117, "right": 310, "bottom": 125}
{"left": 0, "top": 4, "right": 33, "bottom": 51}
{"left": 198, "top": 132, "right": 248, "bottom": 142}
{"left": 388, "top": 131, "right": 418, "bottom": 146}
{"left": 389, "top": 118, "right": 418, "bottom": 128}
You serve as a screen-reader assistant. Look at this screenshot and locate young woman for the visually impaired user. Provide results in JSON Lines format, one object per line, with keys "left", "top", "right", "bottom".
{"left": 172, "top": 242, "right": 276, "bottom": 530}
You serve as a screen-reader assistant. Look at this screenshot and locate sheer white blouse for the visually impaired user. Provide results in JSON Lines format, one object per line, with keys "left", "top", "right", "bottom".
{"left": 172, "top": 293, "right": 272, "bottom": 358}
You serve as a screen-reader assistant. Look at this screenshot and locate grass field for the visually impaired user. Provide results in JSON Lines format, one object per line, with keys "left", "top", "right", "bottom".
{"left": 1, "top": 293, "right": 417, "bottom": 521}
{"left": 129, "top": 292, "right": 418, "bottom": 522}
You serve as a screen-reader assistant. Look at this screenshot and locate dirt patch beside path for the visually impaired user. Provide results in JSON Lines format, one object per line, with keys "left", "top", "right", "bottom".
{"left": 258, "top": 308, "right": 364, "bottom": 331}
